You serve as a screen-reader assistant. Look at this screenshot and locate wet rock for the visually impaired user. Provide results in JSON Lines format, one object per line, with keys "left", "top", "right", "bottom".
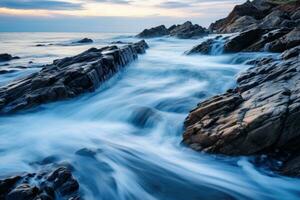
{"left": 73, "top": 38, "right": 93, "bottom": 44}
{"left": 130, "top": 107, "right": 161, "bottom": 128}
{"left": 137, "top": 21, "right": 208, "bottom": 39}
{"left": 136, "top": 25, "right": 169, "bottom": 38}
{"left": 0, "top": 53, "right": 20, "bottom": 62}
{"left": 209, "top": 0, "right": 300, "bottom": 33}
{"left": 183, "top": 45, "right": 300, "bottom": 176}
{"left": 223, "top": 28, "right": 267, "bottom": 53}
{"left": 110, "top": 41, "right": 128, "bottom": 44}
{"left": 186, "top": 39, "right": 214, "bottom": 55}
{"left": 0, "top": 165, "right": 80, "bottom": 200}
{"left": 281, "top": 45, "right": 300, "bottom": 60}
{"left": 267, "top": 27, "right": 300, "bottom": 52}
{"left": 75, "top": 148, "right": 97, "bottom": 158}
{"left": 0, "top": 40, "right": 149, "bottom": 114}
{"left": 168, "top": 21, "right": 208, "bottom": 39}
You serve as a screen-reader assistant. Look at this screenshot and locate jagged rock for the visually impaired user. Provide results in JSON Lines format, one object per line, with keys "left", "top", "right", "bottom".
{"left": 186, "top": 39, "right": 215, "bottom": 55}
{"left": 223, "top": 28, "right": 267, "bottom": 53}
{"left": 0, "top": 40, "right": 148, "bottom": 114}
{"left": 0, "top": 165, "right": 80, "bottom": 200}
{"left": 209, "top": 0, "right": 299, "bottom": 33}
{"left": 267, "top": 27, "right": 300, "bottom": 52}
{"left": 73, "top": 38, "right": 93, "bottom": 44}
{"left": 136, "top": 25, "right": 169, "bottom": 38}
{"left": 0, "top": 53, "right": 20, "bottom": 62}
{"left": 168, "top": 21, "right": 208, "bottom": 39}
{"left": 183, "top": 46, "right": 300, "bottom": 175}
{"left": 136, "top": 21, "right": 208, "bottom": 39}
{"left": 291, "top": 10, "right": 300, "bottom": 20}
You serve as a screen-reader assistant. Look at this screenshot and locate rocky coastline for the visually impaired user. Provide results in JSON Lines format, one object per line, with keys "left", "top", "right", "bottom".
{"left": 183, "top": 0, "right": 300, "bottom": 176}
{"left": 136, "top": 21, "right": 208, "bottom": 39}
{"left": 0, "top": 40, "right": 148, "bottom": 114}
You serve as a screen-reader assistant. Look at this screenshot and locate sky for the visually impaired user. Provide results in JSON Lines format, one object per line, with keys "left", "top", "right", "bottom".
{"left": 0, "top": 0, "right": 245, "bottom": 32}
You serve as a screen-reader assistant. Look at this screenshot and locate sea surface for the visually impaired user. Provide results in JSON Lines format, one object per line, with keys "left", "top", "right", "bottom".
{"left": 1, "top": 32, "right": 300, "bottom": 200}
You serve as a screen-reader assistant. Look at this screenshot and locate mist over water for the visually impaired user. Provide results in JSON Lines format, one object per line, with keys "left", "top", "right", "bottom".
{"left": 1, "top": 33, "right": 300, "bottom": 200}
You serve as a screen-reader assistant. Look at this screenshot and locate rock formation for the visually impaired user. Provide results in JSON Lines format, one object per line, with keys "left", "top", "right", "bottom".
{"left": 0, "top": 40, "right": 148, "bottom": 114}
{"left": 0, "top": 164, "right": 80, "bottom": 200}
{"left": 209, "top": 0, "right": 300, "bottom": 33}
{"left": 136, "top": 21, "right": 208, "bottom": 39}
{"left": 73, "top": 38, "right": 94, "bottom": 44}
{"left": 0, "top": 54, "right": 20, "bottom": 62}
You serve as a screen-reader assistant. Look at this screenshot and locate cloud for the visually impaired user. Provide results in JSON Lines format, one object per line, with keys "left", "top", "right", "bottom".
{"left": 157, "top": 1, "right": 191, "bottom": 9}
{"left": 89, "top": 0, "right": 132, "bottom": 4}
{"left": 0, "top": 0, "right": 83, "bottom": 10}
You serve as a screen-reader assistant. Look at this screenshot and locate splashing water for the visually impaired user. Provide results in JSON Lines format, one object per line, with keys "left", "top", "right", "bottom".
{"left": 0, "top": 33, "right": 299, "bottom": 200}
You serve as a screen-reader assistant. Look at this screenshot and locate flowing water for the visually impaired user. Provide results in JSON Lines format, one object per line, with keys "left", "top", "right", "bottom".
{"left": 1, "top": 32, "right": 300, "bottom": 200}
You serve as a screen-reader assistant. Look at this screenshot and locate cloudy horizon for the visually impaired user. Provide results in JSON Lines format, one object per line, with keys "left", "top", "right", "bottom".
{"left": 0, "top": 0, "right": 244, "bottom": 32}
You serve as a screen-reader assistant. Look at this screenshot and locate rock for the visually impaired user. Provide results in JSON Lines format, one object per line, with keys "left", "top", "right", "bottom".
{"left": 186, "top": 39, "right": 215, "bottom": 55}
{"left": 267, "top": 27, "right": 300, "bottom": 52}
{"left": 209, "top": 0, "right": 299, "bottom": 33}
{"left": 75, "top": 148, "right": 97, "bottom": 158}
{"left": 183, "top": 44, "right": 300, "bottom": 175}
{"left": 130, "top": 107, "right": 161, "bottom": 128}
{"left": 73, "top": 38, "right": 93, "bottom": 44}
{"left": 0, "top": 165, "right": 80, "bottom": 200}
{"left": 245, "top": 28, "right": 291, "bottom": 51}
{"left": 281, "top": 45, "right": 300, "bottom": 60}
{"left": 110, "top": 41, "right": 128, "bottom": 44}
{"left": 259, "top": 10, "right": 289, "bottom": 29}
{"left": 136, "top": 25, "right": 169, "bottom": 38}
{"left": 291, "top": 10, "right": 300, "bottom": 20}
{"left": 0, "top": 53, "right": 20, "bottom": 62}
{"left": 136, "top": 21, "right": 208, "bottom": 39}
{"left": 168, "top": 21, "right": 208, "bottom": 39}
{"left": 223, "top": 28, "right": 267, "bottom": 53}
{"left": 0, "top": 40, "right": 149, "bottom": 114}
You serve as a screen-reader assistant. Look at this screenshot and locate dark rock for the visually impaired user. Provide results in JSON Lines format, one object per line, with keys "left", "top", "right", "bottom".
{"left": 223, "top": 28, "right": 267, "bottom": 53}
{"left": 136, "top": 25, "right": 169, "bottom": 38}
{"left": 186, "top": 39, "right": 214, "bottom": 55}
{"left": 136, "top": 21, "right": 208, "bottom": 39}
{"left": 168, "top": 21, "right": 208, "bottom": 39}
{"left": 73, "top": 38, "right": 93, "bottom": 44}
{"left": 209, "top": 0, "right": 300, "bottom": 33}
{"left": 183, "top": 43, "right": 300, "bottom": 176}
{"left": 267, "top": 27, "right": 300, "bottom": 52}
{"left": 130, "top": 107, "right": 161, "bottom": 128}
{"left": 110, "top": 41, "right": 128, "bottom": 44}
{"left": 0, "top": 53, "right": 20, "bottom": 62}
{"left": 0, "top": 40, "right": 148, "bottom": 114}
{"left": 75, "top": 148, "right": 97, "bottom": 158}
{"left": 0, "top": 165, "right": 80, "bottom": 200}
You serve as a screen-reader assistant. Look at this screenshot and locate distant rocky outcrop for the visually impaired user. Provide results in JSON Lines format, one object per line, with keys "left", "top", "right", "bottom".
{"left": 209, "top": 0, "right": 300, "bottom": 33}
{"left": 73, "top": 38, "right": 94, "bottom": 44}
{"left": 136, "top": 21, "right": 208, "bottom": 39}
{"left": 0, "top": 164, "right": 80, "bottom": 200}
{"left": 0, "top": 40, "right": 148, "bottom": 114}
{"left": 0, "top": 54, "right": 20, "bottom": 62}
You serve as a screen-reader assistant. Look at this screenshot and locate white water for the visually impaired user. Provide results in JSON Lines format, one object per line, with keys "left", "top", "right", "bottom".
{"left": 0, "top": 33, "right": 300, "bottom": 200}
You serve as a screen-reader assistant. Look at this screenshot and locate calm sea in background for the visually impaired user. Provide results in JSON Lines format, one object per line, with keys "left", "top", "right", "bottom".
{"left": 1, "top": 32, "right": 300, "bottom": 200}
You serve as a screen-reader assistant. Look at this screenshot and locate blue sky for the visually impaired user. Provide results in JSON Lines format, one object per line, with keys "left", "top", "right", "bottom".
{"left": 0, "top": 0, "right": 244, "bottom": 32}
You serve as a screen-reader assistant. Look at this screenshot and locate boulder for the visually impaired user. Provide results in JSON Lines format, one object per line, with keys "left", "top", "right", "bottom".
{"left": 267, "top": 27, "right": 300, "bottom": 52}
{"left": 185, "top": 39, "right": 215, "bottom": 55}
{"left": 0, "top": 54, "right": 20, "bottom": 62}
{"left": 209, "top": 0, "right": 299, "bottom": 33}
{"left": 183, "top": 45, "right": 300, "bottom": 175}
{"left": 0, "top": 40, "right": 149, "bottom": 114}
{"left": 168, "top": 21, "right": 208, "bottom": 39}
{"left": 0, "top": 165, "right": 80, "bottom": 200}
{"left": 136, "top": 25, "right": 169, "bottom": 38}
{"left": 223, "top": 28, "right": 267, "bottom": 53}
